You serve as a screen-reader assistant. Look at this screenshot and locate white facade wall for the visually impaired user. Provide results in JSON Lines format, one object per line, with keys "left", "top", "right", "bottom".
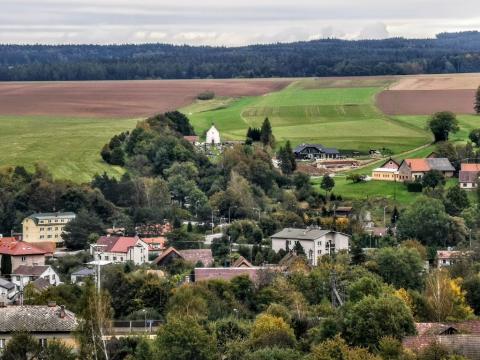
{"left": 206, "top": 126, "right": 221, "bottom": 144}
{"left": 11, "top": 267, "right": 60, "bottom": 290}
{"left": 94, "top": 240, "right": 149, "bottom": 265}
{"left": 271, "top": 232, "right": 350, "bottom": 266}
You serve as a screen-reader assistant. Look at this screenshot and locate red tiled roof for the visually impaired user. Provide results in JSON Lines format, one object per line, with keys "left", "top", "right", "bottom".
{"left": 405, "top": 158, "right": 430, "bottom": 172}
{"left": 0, "top": 238, "right": 47, "bottom": 256}
{"left": 461, "top": 163, "right": 480, "bottom": 172}
{"left": 142, "top": 237, "right": 167, "bottom": 251}
{"left": 96, "top": 236, "right": 141, "bottom": 253}
{"left": 437, "top": 250, "right": 469, "bottom": 260}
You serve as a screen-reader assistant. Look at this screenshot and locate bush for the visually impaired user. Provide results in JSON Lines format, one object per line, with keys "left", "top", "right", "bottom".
{"left": 197, "top": 91, "right": 215, "bottom": 100}
{"left": 406, "top": 181, "right": 423, "bottom": 192}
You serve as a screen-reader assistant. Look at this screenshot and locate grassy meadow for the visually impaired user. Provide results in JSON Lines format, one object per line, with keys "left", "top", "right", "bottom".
{"left": 182, "top": 79, "right": 432, "bottom": 153}
{"left": 0, "top": 115, "right": 138, "bottom": 182}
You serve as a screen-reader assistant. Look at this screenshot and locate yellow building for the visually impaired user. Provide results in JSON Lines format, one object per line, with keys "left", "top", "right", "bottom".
{"left": 22, "top": 212, "right": 76, "bottom": 246}
{"left": 371, "top": 168, "right": 398, "bottom": 181}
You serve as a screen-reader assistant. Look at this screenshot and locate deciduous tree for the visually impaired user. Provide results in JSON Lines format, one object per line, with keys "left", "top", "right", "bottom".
{"left": 427, "top": 111, "right": 459, "bottom": 142}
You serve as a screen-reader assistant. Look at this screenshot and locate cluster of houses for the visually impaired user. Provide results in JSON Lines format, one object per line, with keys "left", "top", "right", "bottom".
{"left": 372, "top": 155, "right": 480, "bottom": 188}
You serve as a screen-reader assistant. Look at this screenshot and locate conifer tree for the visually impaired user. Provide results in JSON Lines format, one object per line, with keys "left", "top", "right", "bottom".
{"left": 260, "top": 118, "right": 275, "bottom": 148}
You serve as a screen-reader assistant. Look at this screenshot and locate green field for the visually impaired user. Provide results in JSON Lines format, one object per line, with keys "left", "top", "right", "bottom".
{"left": 182, "top": 80, "right": 432, "bottom": 153}
{"left": 0, "top": 115, "right": 138, "bottom": 182}
{"left": 394, "top": 115, "right": 480, "bottom": 144}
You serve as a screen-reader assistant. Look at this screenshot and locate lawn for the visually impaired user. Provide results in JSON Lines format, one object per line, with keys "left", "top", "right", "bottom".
{"left": 394, "top": 115, "right": 480, "bottom": 144}
{"left": 313, "top": 176, "right": 462, "bottom": 206}
{"left": 0, "top": 115, "right": 138, "bottom": 182}
{"left": 182, "top": 80, "right": 431, "bottom": 153}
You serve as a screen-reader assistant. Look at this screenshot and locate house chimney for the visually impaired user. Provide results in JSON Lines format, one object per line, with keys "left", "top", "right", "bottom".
{"left": 59, "top": 305, "right": 66, "bottom": 318}
{"left": 48, "top": 301, "right": 56, "bottom": 307}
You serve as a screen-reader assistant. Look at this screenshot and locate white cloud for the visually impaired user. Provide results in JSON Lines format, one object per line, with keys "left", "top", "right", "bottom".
{"left": 0, "top": 1, "right": 479, "bottom": 45}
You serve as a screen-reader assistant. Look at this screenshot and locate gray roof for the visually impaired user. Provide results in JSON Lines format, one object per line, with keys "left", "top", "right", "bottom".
{"left": 271, "top": 228, "right": 332, "bottom": 240}
{"left": 71, "top": 267, "right": 96, "bottom": 277}
{"left": 27, "top": 212, "right": 76, "bottom": 220}
{"left": 294, "top": 144, "right": 339, "bottom": 155}
{"left": 0, "top": 306, "right": 77, "bottom": 333}
{"left": 12, "top": 265, "right": 51, "bottom": 277}
{"left": 0, "top": 278, "right": 15, "bottom": 290}
{"left": 426, "top": 158, "right": 455, "bottom": 172}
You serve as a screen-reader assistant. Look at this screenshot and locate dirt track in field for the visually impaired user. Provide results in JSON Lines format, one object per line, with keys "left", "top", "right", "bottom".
{"left": 0, "top": 79, "right": 292, "bottom": 118}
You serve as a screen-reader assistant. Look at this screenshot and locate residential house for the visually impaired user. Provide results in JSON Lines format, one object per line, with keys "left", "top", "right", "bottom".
{"left": 11, "top": 265, "right": 60, "bottom": 290}
{"left": 206, "top": 124, "right": 221, "bottom": 145}
{"left": 403, "top": 321, "right": 480, "bottom": 360}
{"left": 397, "top": 158, "right": 455, "bottom": 182}
{"left": 459, "top": 163, "right": 480, "bottom": 189}
{"left": 70, "top": 267, "right": 96, "bottom": 284}
{"left": 142, "top": 237, "right": 166, "bottom": 255}
{"left": 437, "top": 250, "right": 470, "bottom": 268}
{"left": 184, "top": 135, "right": 199, "bottom": 145}
{"left": 92, "top": 236, "right": 149, "bottom": 265}
{"left": 232, "top": 256, "right": 253, "bottom": 268}
{"left": 0, "top": 305, "right": 78, "bottom": 350}
{"left": 371, "top": 158, "right": 400, "bottom": 181}
{"left": 0, "top": 237, "right": 47, "bottom": 271}
{"left": 153, "top": 247, "right": 214, "bottom": 267}
{"left": 22, "top": 212, "right": 76, "bottom": 246}
{"left": 271, "top": 228, "right": 350, "bottom": 266}
{"left": 294, "top": 144, "right": 340, "bottom": 160}
{"left": 0, "top": 278, "right": 16, "bottom": 304}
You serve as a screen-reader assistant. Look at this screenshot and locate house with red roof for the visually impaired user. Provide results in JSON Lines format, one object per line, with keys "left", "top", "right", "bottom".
{"left": 0, "top": 237, "right": 48, "bottom": 272}
{"left": 397, "top": 158, "right": 455, "bottom": 182}
{"left": 91, "top": 236, "right": 149, "bottom": 265}
{"left": 141, "top": 237, "right": 167, "bottom": 255}
{"left": 459, "top": 163, "right": 480, "bottom": 189}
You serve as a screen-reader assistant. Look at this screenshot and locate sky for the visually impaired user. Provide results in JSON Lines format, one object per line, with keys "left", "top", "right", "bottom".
{"left": 1, "top": 0, "right": 480, "bottom": 46}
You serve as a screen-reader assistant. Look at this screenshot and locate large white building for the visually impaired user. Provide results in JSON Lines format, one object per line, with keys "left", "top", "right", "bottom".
{"left": 206, "top": 124, "right": 221, "bottom": 145}
{"left": 271, "top": 228, "right": 350, "bottom": 266}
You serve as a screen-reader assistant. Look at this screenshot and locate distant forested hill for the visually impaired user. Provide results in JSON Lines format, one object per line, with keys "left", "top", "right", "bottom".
{"left": 1, "top": 31, "right": 480, "bottom": 81}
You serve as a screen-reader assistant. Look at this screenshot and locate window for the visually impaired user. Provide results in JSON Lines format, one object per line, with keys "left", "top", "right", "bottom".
{"left": 120, "top": 257, "right": 124, "bottom": 261}
{"left": 0, "top": 339, "right": 5, "bottom": 349}
{"left": 40, "top": 227, "right": 44, "bottom": 231}
{"left": 113, "top": 257, "right": 117, "bottom": 261}
{"left": 104, "top": 256, "right": 109, "bottom": 261}
{"left": 317, "top": 250, "right": 322, "bottom": 255}
{"left": 16, "top": 276, "right": 20, "bottom": 281}
{"left": 39, "top": 235, "right": 44, "bottom": 239}
{"left": 317, "top": 241, "right": 322, "bottom": 246}
{"left": 47, "top": 235, "right": 52, "bottom": 239}
{"left": 21, "top": 256, "right": 26, "bottom": 262}
{"left": 55, "top": 227, "right": 58, "bottom": 230}
{"left": 39, "top": 338, "right": 48, "bottom": 347}
{"left": 47, "top": 227, "right": 52, "bottom": 231}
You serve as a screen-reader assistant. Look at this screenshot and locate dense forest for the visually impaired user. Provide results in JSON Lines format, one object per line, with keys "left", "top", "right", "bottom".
{"left": 1, "top": 32, "right": 480, "bottom": 81}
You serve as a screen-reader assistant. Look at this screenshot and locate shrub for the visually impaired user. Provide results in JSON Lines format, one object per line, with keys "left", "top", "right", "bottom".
{"left": 197, "top": 91, "right": 215, "bottom": 100}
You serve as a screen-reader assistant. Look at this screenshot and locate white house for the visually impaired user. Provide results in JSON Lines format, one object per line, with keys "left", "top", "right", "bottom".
{"left": 92, "top": 236, "right": 149, "bottom": 265}
{"left": 206, "top": 124, "right": 221, "bottom": 145}
{"left": 271, "top": 228, "right": 350, "bottom": 266}
{"left": 0, "top": 278, "right": 16, "bottom": 304}
{"left": 11, "top": 265, "right": 61, "bottom": 290}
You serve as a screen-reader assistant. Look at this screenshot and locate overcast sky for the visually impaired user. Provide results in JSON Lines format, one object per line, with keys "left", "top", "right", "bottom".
{"left": 1, "top": 0, "right": 480, "bottom": 46}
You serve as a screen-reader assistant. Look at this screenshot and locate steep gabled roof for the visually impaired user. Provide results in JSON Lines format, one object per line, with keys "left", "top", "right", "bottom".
{"left": 153, "top": 247, "right": 214, "bottom": 267}
{"left": 293, "top": 144, "right": 324, "bottom": 153}
{"left": 379, "top": 157, "right": 400, "bottom": 168}
{"left": 404, "top": 158, "right": 430, "bottom": 172}
{"left": 426, "top": 158, "right": 455, "bottom": 172}
{"left": 232, "top": 256, "right": 253, "bottom": 268}
{"left": 96, "top": 236, "right": 143, "bottom": 253}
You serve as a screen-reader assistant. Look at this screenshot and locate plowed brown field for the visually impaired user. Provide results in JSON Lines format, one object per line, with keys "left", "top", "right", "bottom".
{"left": 0, "top": 79, "right": 292, "bottom": 118}
{"left": 377, "top": 73, "right": 480, "bottom": 115}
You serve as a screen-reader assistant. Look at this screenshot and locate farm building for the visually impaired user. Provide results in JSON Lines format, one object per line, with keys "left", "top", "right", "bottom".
{"left": 372, "top": 167, "right": 398, "bottom": 181}
{"left": 206, "top": 124, "right": 221, "bottom": 145}
{"left": 293, "top": 144, "right": 339, "bottom": 160}
{"left": 397, "top": 158, "right": 455, "bottom": 182}
{"left": 459, "top": 163, "right": 480, "bottom": 189}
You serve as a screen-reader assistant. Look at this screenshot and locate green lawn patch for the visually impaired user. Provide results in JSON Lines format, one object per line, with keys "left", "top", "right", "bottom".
{"left": 0, "top": 115, "right": 138, "bottom": 182}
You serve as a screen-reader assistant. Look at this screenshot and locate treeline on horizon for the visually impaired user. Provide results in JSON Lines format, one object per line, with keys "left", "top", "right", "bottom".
{"left": 1, "top": 31, "right": 480, "bottom": 81}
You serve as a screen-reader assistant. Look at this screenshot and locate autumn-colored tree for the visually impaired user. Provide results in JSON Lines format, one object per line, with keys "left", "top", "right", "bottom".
{"left": 250, "top": 314, "right": 296, "bottom": 349}
{"left": 310, "top": 335, "right": 381, "bottom": 360}
{"left": 424, "top": 269, "right": 473, "bottom": 322}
